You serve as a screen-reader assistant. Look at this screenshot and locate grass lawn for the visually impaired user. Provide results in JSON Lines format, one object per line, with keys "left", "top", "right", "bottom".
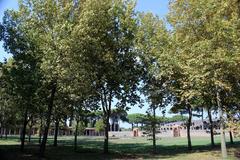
{"left": 0, "top": 135, "right": 239, "bottom": 160}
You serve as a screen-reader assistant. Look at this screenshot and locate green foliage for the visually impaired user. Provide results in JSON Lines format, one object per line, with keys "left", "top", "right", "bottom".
{"left": 127, "top": 113, "right": 146, "bottom": 124}
{"left": 95, "top": 120, "right": 105, "bottom": 132}
{"left": 1, "top": 0, "right": 240, "bottom": 157}
{"left": 163, "top": 115, "right": 188, "bottom": 123}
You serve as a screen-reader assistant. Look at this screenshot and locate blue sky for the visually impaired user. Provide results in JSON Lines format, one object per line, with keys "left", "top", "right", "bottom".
{"left": 0, "top": 0, "right": 19, "bottom": 61}
{"left": 0, "top": 0, "right": 173, "bottom": 127}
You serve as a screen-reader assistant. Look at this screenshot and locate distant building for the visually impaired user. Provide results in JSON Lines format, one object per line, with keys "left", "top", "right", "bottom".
{"left": 159, "top": 119, "right": 220, "bottom": 131}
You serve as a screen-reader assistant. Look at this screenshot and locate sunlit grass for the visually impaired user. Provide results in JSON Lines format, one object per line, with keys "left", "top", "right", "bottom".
{"left": 0, "top": 135, "right": 239, "bottom": 160}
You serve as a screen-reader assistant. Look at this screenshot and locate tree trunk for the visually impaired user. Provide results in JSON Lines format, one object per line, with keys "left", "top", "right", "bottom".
{"left": 39, "top": 117, "right": 43, "bottom": 144}
{"left": 74, "top": 120, "right": 79, "bottom": 151}
{"left": 28, "top": 119, "right": 33, "bottom": 143}
{"left": 28, "top": 127, "right": 32, "bottom": 142}
{"left": 104, "top": 115, "right": 110, "bottom": 154}
{"left": 152, "top": 107, "right": 156, "bottom": 154}
{"left": 131, "top": 123, "right": 134, "bottom": 131}
{"left": 39, "top": 82, "right": 57, "bottom": 158}
{"left": 216, "top": 89, "right": 227, "bottom": 159}
{"left": 53, "top": 119, "right": 59, "bottom": 147}
{"left": 229, "top": 131, "right": 233, "bottom": 144}
{"left": 187, "top": 105, "right": 192, "bottom": 150}
{"left": 207, "top": 108, "right": 215, "bottom": 147}
{"left": 20, "top": 108, "right": 28, "bottom": 152}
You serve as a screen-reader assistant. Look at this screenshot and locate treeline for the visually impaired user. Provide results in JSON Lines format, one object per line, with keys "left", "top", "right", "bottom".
{"left": 0, "top": 0, "right": 240, "bottom": 159}
{"left": 127, "top": 113, "right": 188, "bottom": 129}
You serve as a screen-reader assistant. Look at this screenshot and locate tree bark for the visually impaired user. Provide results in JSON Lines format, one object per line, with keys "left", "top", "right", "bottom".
{"left": 216, "top": 89, "right": 227, "bottom": 159}
{"left": 104, "top": 115, "right": 109, "bottom": 154}
{"left": 20, "top": 108, "right": 28, "bottom": 152}
{"left": 28, "top": 119, "right": 33, "bottom": 143}
{"left": 39, "top": 82, "right": 57, "bottom": 157}
{"left": 207, "top": 108, "right": 215, "bottom": 147}
{"left": 187, "top": 105, "right": 192, "bottom": 150}
{"left": 53, "top": 119, "right": 59, "bottom": 147}
{"left": 39, "top": 117, "right": 43, "bottom": 144}
{"left": 229, "top": 131, "right": 233, "bottom": 144}
{"left": 152, "top": 106, "right": 156, "bottom": 154}
{"left": 101, "top": 89, "right": 112, "bottom": 154}
{"left": 74, "top": 120, "right": 79, "bottom": 151}
{"left": 28, "top": 127, "right": 32, "bottom": 142}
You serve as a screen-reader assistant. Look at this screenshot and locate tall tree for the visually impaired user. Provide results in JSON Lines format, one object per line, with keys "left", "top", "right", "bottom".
{"left": 168, "top": 0, "right": 240, "bottom": 158}
{"left": 1, "top": 9, "right": 42, "bottom": 151}
{"left": 72, "top": 0, "right": 142, "bottom": 153}
{"left": 136, "top": 13, "right": 171, "bottom": 153}
{"left": 1, "top": 0, "right": 84, "bottom": 157}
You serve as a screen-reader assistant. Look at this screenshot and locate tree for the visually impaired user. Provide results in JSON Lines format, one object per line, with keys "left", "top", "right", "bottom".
{"left": 1, "top": 9, "right": 42, "bottom": 150}
{"left": 0, "top": 60, "right": 19, "bottom": 139}
{"left": 168, "top": 0, "right": 240, "bottom": 158}
{"left": 1, "top": 0, "right": 85, "bottom": 157}
{"left": 72, "top": 0, "right": 142, "bottom": 153}
{"left": 136, "top": 12, "right": 171, "bottom": 153}
{"left": 72, "top": 96, "right": 98, "bottom": 151}
{"left": 127, "top": 113, "right": 146, "bottom": 130}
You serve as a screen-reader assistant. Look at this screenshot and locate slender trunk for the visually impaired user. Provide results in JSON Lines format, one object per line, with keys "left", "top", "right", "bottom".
{"left": 28, "top": 127, "right": 32, "bottom": 142}
{"left": 104, "top": 115, "right": 109, "bottom": 154}
{"left": 207, "top": 108, "right": 215, "bottom": 147}
{"left": 187, "top": 105, "right": 192, "bottom": 150}
{"left": 216, "top": 89, "right": 227, "bottom": 159}
{"left": 74, "top": 120, "right": 79, "bottom": 151}
{"left": 21, "top": 108, "right": 28, "bottom": 152}
{"left": 229, "top": 131, "right": 233, "bottom": 144}
{"left": 131, "top": 123, "right": 133, "bottom": 131}
{"left": 39, "top": 82, "right": 57, "bottom": 157}
{"left": 28, "top": 119, "right": 33, "bottom": 143}
{"left": 53, "top": 119, "right": 59, "bottom": 147}
{"left": 39, "top": 117, "right": 43, "bottom": 144}
{"left": 152, "top": 107, "right": 156, "bottom": 154}
{"left": 101, "top": 89, "right": 112, "bottom": 154}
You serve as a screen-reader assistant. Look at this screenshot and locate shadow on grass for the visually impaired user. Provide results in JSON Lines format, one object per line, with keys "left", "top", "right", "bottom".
{"left": 0, "top": 138, "right": 239, "bottom": 160}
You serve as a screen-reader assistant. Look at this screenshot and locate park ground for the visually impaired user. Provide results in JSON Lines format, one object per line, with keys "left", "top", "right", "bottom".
{"left": 0, "top": 136, "right": 239, "bottom": 160}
